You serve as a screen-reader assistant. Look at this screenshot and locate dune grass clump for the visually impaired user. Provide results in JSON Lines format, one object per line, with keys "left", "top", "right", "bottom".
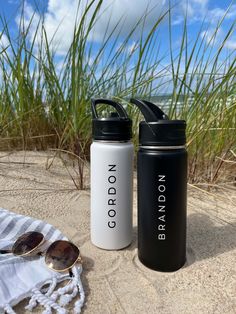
{"left": 0, "top": 0, "right": 235, "bottom": 187}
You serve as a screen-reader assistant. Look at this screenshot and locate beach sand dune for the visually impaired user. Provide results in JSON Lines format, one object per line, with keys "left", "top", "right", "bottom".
{"left": 0, "top": 151, "right": 235, "bottom": 314}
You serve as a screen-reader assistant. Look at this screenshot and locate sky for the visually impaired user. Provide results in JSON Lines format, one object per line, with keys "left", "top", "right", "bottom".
{"left": 0, "top": 0, "right": 235, "bottom": 84}
{"left": 0, "top": 0, "right": 235, "bottom": 52}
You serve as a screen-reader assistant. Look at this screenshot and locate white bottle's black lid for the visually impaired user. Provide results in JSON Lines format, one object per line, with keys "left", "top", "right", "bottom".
{"left": 91, "top": 98, "right": 132, "bottom": 141}
{"left": 130, "top": 99, "right": 186, "bottom": 146}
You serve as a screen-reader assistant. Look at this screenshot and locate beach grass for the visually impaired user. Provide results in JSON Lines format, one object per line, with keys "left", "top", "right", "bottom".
{"left": 0, "top": 1, "right": 235, "bottom": 187}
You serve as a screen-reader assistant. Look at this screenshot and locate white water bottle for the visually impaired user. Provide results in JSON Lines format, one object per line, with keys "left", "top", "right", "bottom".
{"left": 90, "top": 98, "right": 133, "bottom": 250}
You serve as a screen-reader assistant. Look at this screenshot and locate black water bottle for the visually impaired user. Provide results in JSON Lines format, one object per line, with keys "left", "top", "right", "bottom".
{"left": 130, "top": 99, "right": 187, "bottom": 272}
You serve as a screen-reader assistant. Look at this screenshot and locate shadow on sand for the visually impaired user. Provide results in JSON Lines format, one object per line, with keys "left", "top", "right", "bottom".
{"left": 129, "top": 213, "right": 236, "bottom": 266}
{"left": 187, "top": 213, "right": 236, "bottom": 263}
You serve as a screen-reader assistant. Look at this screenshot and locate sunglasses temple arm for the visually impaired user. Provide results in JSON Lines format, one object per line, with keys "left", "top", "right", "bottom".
{"left": 0, "top": 249, "right": 12, "bottom": 254}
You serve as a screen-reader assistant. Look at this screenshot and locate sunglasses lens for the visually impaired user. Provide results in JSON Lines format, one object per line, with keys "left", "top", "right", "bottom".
{"left": 45, "top": 240, "right": 80, "bottom": 272}
{"left": 12, "top": 232, "right": 44, "bottom": 256}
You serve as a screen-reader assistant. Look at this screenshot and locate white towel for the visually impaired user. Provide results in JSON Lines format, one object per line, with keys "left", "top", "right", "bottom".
{"left": 0, "top": 208, "right": 85, "bottom": 314}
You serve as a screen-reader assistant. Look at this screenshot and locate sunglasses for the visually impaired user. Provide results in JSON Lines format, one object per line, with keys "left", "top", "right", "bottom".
{"left": 0, "top": 231, "right": 82, "bottom": 274}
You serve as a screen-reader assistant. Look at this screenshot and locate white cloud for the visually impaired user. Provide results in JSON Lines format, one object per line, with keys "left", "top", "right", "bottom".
{"left": 128, "top": 41, "right": 138, "bottom": 54}
{"left": 17, "top": 0, "right": 168, "bottom": 56}
{"left": 225, "top": 40, "right": 236, "bottom": 50}
{"left": 179, "top": 0, "right": 209, "bottom": 23}
{"left": 173, "top": 1, "right": 236, "bottom": 25}
{"left": 16, "top": 0, "right": 236, "bottom": 56}
{"left": 88, "top": 0, "right": 167, "bottom": 41}
{"left": 173, "top": 0, "right": 209, "bottom": 24}
{"left": 208, "top": 5, "right": 236, "bottom": 21}
{"left": 200, "top": 28, "right": 224, "bottom": 46}
{"left": 174, "top": 1, "right": 236, "bottom": 51}
{"left": 201, "top": 27, "right": 236, "bottom": 51}
{"left": 182, "top": 0, "right": 208, "bottom": 16}
{"left": 0, "top": 34, "right": 10, "bottom": 50}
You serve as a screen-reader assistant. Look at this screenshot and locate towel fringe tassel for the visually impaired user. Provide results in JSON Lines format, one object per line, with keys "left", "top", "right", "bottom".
{"left": 24, "top": 266, "right": 85, "bottom": 313}
{"left": 4, "top": 304, "right": 16, "bottom": 314}
{"left": 45, "top": 277, "right": 58, "bottom": 297}
{"left": 25, "top": 288, "right": 66, "bottom": 314}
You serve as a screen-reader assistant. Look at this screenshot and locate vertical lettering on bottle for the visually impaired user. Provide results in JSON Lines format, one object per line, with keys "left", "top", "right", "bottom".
{"left": 108, "top": 221, "right": 116, "bottom": 228}
{"left": 158, "top": 234, "right": 165, "bottom": 240}
{"left": 108, "top": 165, "right": 116, "bottom": 172}
{"left": 158, "top": 216, "right": 165, "bottom": 223}
{"left": 108, "top": 165, "right": 117, "bottom": 228}
{"left": 108, "top": 209, "right": 116, "bottom": 218}
{"left": 157, "top": 175, "right": 166, "bottom": 240}
{"left": 108, "top": 199, "right": 116, "bottom": 205}
{"left": 158, "top": 185, "right": 166, "bottom": 193}
{"left": 158, "top": 205, "right": 165, "bottom": 212}
{"left": 108, "top": 176, "right": 116, "bottom": 184}
{"left": 108, "top": 187, "right": 116, "bottom": 195}
{"left": 158, "top": 175, "right": 166, "bottom": 182}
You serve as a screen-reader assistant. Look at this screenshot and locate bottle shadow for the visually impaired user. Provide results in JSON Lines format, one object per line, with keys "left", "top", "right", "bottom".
{"left": 186, "top": 213, "right": 236, "bottom": 264}
{"left": 129, "top": 213, "right": 236, "bottom": 267}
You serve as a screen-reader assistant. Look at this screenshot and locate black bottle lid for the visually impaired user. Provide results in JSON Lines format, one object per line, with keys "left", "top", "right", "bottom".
{"left": 130, "top": 99, "right": 186, "bottom": 146}
{"left": 91, "top": 98, "right": 132, "bottom": 141}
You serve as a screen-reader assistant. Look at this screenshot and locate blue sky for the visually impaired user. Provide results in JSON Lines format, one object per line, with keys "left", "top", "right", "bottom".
{"left": 1, "top": 0, "right": 235, "bottom": 54}
{"left": 0, "top": 0, "right": 235, "bottom": 88}
{"left": 0, "top": 0, "right": 234, "bottom": 96}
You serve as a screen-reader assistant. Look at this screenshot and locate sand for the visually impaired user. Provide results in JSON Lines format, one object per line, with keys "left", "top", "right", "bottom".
{"left": 0, "top": 151, "right": 235, "bottom": 314}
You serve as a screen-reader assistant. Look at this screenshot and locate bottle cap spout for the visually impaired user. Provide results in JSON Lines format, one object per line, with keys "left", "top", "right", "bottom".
{"left": 130, "top": 98, "right": 186, "bottom": 147}
{"left": 91, "top": 98, "right": 132, "bottom": 141}
{"left": 130, "top": 98, "right": 169, "bottom": 121}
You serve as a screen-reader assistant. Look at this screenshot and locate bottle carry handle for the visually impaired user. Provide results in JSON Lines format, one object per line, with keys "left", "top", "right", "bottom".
{"left": 130, "top": 98, "right": 169, "bottom": 122}
{"left": 91, "top": 98, "right": 129, "bottom": 119}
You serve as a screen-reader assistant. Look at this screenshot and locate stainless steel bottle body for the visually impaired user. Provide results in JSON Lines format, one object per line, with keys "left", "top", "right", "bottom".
{"left": 90, "top": 141, "right": 134, "bottom": 250}
{"left": 137, "top": 146, "right": 187, "bottom": 271}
